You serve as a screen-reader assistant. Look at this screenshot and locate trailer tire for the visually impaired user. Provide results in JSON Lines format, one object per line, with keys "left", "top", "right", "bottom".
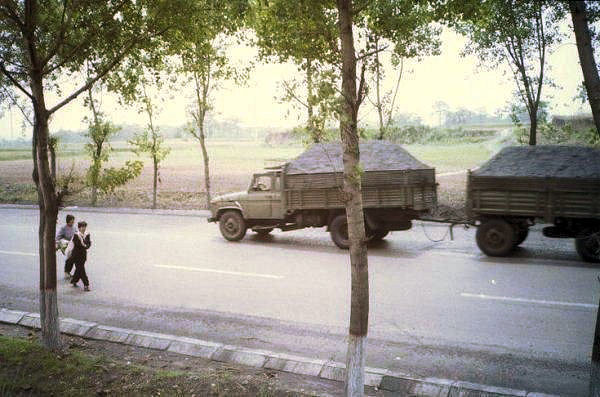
{"left": 575, "top": 228, "right": 600, "bottom": 263}
{"left": 219, "top": 211, "right": 247, "bottom": 241}
{"left": 330, "top": 214, "right": 350, "bottom": 249}
{"left": 476, "top": 219, "right": 516, "bottom": 257}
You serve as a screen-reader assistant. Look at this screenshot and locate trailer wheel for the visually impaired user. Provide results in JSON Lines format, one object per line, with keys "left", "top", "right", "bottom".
{"left": 330, "top": 214, "right": 350, "bottom": 249}
{"left": 513, "top": 226, "right": 529, "bottom": 247}
{"left": 370, "top": 229, "right": 389, "bottom": 241}
{"left": 575, "top": 228, "right": 600, "bottom": 263}
{"left": 219, "top": 211, "right": 247, "bottom": 241}
{"left": 476, "top": 219, "right": 516, "bottom": 257}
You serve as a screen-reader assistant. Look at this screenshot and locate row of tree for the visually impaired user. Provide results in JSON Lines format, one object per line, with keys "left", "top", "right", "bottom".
{"left": 1, "top": 1, "right": 599, "bottom": 395}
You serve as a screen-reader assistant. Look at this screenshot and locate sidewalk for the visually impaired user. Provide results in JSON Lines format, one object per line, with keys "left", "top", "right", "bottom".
{"left": 0, "top": 308, "right": 559, "bottom": 397}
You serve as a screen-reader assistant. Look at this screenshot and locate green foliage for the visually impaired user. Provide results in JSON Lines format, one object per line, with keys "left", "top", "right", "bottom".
{"left": 362, "top": 125, "right": 496, "bottom": 145}
{"left": 130, "top": 128, "right": 171, "bottom": 166}
{"left": 252, "top": 0, "right": 442, "bottom": 144}
{"left": 449, "top": 0, "right": 564, "bottom": 141}
{"left": 516, "top": 123, "right": 600, "bottom": 146}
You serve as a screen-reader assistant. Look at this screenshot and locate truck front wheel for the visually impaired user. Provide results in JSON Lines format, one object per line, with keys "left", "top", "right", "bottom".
{"left": 330, "top": 214, "right": 350, "bottom": 249}
{"left": 575, "top": 228, "right": 600, "bottom": 263}
{"left": 476, "top": 219, "right": 515, "bottom": 257}
{"left": 219, "top": 211, "right": 247, "bottom": 241}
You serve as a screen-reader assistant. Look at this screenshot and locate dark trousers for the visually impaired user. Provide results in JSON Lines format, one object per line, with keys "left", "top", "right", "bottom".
{"left": 71, "top": 260, "right": 89, "bottom": 287}
{"left": 64, "top": 256, "right": 75, "bottom": 274}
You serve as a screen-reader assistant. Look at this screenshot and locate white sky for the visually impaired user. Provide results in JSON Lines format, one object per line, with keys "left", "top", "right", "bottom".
{"left": 0, "top": 26, "right": 591, "bottom": 139}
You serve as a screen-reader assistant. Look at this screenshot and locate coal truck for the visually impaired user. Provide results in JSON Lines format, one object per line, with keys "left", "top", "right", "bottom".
{"left": 208, "top": 141, "right": 437, "bottom": 249}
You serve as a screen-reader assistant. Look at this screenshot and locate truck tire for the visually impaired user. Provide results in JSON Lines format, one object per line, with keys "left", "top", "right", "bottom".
{"left": 219, "top": 211, "right": 247, "bottom": 241}
{"left": 476, "top": 219, "right": 516, "bottom": 257}
{"left": 575, "top": 229, "right": 600, "bottom": 263}
{"left": 330, "top": 214, "right": 350, "bottom": 249}
{"left": 370, "top": 229, "right": 389, "bottom": 241}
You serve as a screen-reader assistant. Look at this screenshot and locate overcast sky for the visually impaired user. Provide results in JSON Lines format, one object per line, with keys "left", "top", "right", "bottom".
{"left": 0, "top": 25, "right": 592, "bottom": 139}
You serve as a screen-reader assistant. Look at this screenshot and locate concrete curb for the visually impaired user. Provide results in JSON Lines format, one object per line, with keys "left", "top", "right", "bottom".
{"left": 0, "top": 308, "right": 559, "bottom": 397}
{"left": 0, "top": 203, "right": 211, "bottom": 218}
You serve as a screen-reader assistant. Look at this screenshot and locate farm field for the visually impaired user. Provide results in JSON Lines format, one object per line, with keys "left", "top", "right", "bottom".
{"left": 0, "top": 139, "right": 492, "bottom": 211}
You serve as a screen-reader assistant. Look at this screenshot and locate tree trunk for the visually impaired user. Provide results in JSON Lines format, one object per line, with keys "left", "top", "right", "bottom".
{"left": 49, "top": 144, "right": 56, "bottom": 182}
{"left": 375, "top": 37, "right": 384, "bottom": 140}
{"left": 529, "top": 109, "right": 537, "bottom": 146}
{"left": 337, "top": 0, "right": 369, "bottom": 395}
{"left": 152, "top": 158, "right": 158, "bottom": 209}
{"left": 91, "top": 186, "right": 98, "bottom": 206}
{"left": 31, "top": 78, "right": 61, "bottom": 351}
{"left": 198, "top": 117, "right": 211, "bottom": 205}
{"left": 591, "top": 284, "right": 600, "bottom": 397}
{"left": 193, "top": 68, "right": 212, "bottom": 206}
{"left": 570, "top": 0, "right": 600, "bottom": 138}
{"left": 306, "top": 58, "right": 317, "bottom": 143}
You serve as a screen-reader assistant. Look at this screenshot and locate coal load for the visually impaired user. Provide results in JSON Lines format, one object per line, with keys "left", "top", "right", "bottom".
{"left": 285, "top": 140, "right": 432, "bottom": 174}
{"left": 283, "top": 141, "right": 437, "bottom": 212}
{"left": 473, "top": 145, "right": 600, "bottom": 179}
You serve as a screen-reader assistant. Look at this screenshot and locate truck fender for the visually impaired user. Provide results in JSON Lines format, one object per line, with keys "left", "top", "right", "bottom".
{"left": 216, "top": 204, "right": 245, "bottom": 220}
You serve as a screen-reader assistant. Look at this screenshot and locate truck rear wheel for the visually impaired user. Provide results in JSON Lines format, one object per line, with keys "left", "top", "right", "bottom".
{"left": 575, "top": 228, "right": 600, "bottom": 263}
{"left": 370, "top": 229, "right": 389, "bottom": 241}
{"left": 476, "top": 219, "right": 516, "bottom": 257}
{"left": 219, "top": 211, "right": 247, "bottom": 241}
{"left": 330, "top": 214, "right": 350, "bottom": 249}
{"left": 513, "top": 226, "right": 529, "bottom": 247}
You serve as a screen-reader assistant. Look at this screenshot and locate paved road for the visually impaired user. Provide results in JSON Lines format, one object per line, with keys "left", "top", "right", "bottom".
{"left": 0, "top": 207, "right": 597, "bottom": 395}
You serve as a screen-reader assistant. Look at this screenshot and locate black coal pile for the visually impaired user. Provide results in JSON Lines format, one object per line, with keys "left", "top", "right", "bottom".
{"left": 285, "top": 140, "right": 432, "bottom": 174}
{"left": 473, "top": 145, "right": 600, "bottom": 179}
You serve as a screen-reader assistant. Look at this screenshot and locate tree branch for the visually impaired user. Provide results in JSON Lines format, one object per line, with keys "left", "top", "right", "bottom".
{"left": 1, "top": 86, "right": 34, "bottom": 126}
{"left": 356, "top": 60, "right": 366, "bottom": 109}
{"left": 47, "top": 41, "right": 138, "bottom": 115}
{"left": 282, "top": 80, "right": 309, "bottom": 109}
{"left": 0, "top": 63, "right": 34, "bottom": 100}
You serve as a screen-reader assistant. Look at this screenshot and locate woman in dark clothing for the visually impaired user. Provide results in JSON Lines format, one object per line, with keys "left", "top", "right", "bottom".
{"left": 70, "top": 221, "right": 92, "bottom": 291}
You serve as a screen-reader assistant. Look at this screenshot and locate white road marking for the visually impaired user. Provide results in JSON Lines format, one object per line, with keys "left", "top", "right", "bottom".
{"left": 154, "top": 264, "right": 284, "bottom": 279}
{"left": 0, "top": 250, "right": 37, "bottom": 257}
{"left": 461, "top": 292, "right": 598, "bottom": 309}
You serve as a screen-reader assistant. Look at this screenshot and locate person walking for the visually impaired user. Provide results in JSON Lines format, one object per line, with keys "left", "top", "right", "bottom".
{"left": 70, "top": 221, "right": 92, "bottom": 291}
{"left": 55, "top": 214, "right": 77, "bottom": 279}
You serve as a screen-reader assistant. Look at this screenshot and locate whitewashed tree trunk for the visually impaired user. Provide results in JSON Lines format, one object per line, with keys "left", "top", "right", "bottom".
{"left": 337, "top": 0, "right": 369, "bottom": 395}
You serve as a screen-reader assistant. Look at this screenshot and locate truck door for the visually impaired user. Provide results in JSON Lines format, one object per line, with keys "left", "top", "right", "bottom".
{"left": 245, "top": 174, "right": 280, "bottom": 219}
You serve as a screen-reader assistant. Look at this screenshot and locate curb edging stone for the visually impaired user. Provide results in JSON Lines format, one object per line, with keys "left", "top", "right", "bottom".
{"left": 0, "top": 308, "right": 560, "bottom": 397}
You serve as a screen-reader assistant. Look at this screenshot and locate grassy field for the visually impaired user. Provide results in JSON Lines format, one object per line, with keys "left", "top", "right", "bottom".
{"left": 0, "top": 139, "right": 493, "bottom": 210}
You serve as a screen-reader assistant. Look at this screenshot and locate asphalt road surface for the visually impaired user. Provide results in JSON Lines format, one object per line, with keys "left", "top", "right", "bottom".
{"left": 0, "top": 207, "right": 597, "bottom": 396}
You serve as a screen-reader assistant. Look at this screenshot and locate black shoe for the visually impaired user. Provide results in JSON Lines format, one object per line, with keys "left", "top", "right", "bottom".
{"left": 71, "top": 282, "right": 78, "bottom": 288}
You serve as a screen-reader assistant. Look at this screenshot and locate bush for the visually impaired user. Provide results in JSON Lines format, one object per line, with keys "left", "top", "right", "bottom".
{"left": 515, "top": 123, "right": 599, "bottom": 146}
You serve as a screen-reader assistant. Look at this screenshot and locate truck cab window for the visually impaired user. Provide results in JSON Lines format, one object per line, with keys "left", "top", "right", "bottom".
{"left": 252, "top": 175, "right": 272, "bottom": 191}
